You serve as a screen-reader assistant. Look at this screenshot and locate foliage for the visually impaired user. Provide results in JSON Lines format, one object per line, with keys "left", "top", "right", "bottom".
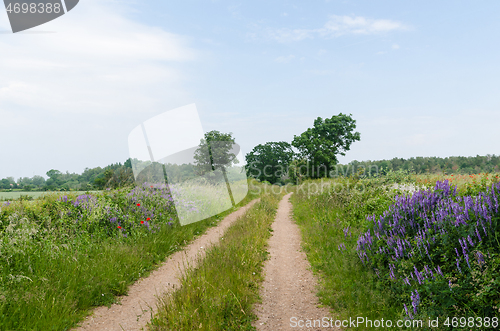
{"left": 292, "top": 114, "right": 360, "bottom": 178}
{"left": 345, "top": 154, "right": 500, "bottom": 177}
{"left": 0, "top": 180, "right": 260, "bottom": 330}
{"left": 354, "top": 180, "right": 500, "bottom": 327}
{"left": 290, "top": 177, "right": 400, "bottom": 329}
{"left": 0, "top": 160, "right": 134, "bottom": 192}
{"left": 245, "top": 141, "right": 295, "bottom": 184}
{"left": 194, "top": 130, "right": 238, "bottom": 175}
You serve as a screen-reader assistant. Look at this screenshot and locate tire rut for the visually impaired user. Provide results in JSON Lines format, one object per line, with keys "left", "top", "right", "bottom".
{"left": 253, "top": 193, "right": 338, "bottom": 331}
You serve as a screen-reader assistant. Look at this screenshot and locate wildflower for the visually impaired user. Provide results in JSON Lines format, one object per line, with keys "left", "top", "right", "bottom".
{"left": 411, "top": 290, "right": 420, "bottom": 316}
{"left": 404, "top": 303, "right": 413, "bottom": 320}
{"left": 137, "top": 203, "right": 141, "bottom": 206}
{"left": 140, "top": 221, "right": 144, "bottom": 224}
{"left": 146, "top": 217, "right": 151, "bottom": 221}
{"left": 475, "top": 251, "right": 485, "bottom": 266}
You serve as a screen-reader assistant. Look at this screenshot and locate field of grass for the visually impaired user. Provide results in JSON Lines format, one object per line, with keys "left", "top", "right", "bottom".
{"left": 0, "top": 191, "right": 100, "bottom": 201}
{"left": 150, "top": 188, "right": 283, "bottom": 330}
{"left": 291, "top": 175, "right": 500, "bottom": 330}
{"left": 0, "top": 181, "right": 262, "bottom": 331}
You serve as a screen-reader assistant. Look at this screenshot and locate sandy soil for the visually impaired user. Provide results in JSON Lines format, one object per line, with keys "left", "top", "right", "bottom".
{"left": 73, "top": 198, "right": 259, "bottom": 331}
{"left": 253, "top": 193, "right": 338, "bottom": 331}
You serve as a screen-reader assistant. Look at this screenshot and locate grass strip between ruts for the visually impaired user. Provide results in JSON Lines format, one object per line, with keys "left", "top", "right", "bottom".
{"left": 149, "top": 190, "right": 283, "bottom": 330}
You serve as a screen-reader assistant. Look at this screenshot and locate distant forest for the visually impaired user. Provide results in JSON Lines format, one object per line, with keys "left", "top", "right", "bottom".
{"left": 0, "top": 159, "right": 135, "bottom": 191}
{"left": 346, "top": 154, "right": 500, "bottom": 176}
{"left": 1, "top": 154, "right": 500, "bottom": 191}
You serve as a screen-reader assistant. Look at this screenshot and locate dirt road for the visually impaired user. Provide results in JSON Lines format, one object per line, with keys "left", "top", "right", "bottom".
{"left": 254, "top": 193, "right": 338, "bottom": 331}
{"left": 74, "top": 198, "right": 259, "bottom": 331}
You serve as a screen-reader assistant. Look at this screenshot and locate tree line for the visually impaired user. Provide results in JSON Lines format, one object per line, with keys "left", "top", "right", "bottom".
{"left": 3, "top": 114, "right": 499, "bottom": 190}
{"left": 0, "top": 161, "right": 135, "bottom": 191}
{"left": 244, "top": 113, "right": 500, "bottom": 184}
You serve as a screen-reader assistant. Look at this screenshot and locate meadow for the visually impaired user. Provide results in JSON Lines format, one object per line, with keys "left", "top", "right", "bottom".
{"left": 291, "top": 173, "right": 500, "bottom": 330}
{"left": 0, "top": 191, "right": 97, "bottom": 201}
{"left": 2, "top": 171, "right": 500, "bottom": 330}
{"left": 0, "top": 181, "right": 262, "bottom": 330}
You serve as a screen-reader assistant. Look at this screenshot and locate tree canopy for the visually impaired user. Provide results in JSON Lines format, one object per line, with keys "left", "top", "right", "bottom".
{"left": 194, "top": 130, "right": 238, "bottom": 175}
{"left": 245, "top": 141, "right": 295, "bottom": 184}
{"left": 292, "top": 113, "right": 360, "bottom": 178}
{"left": 194, "top": 130, "right": 238, "bottom": 205}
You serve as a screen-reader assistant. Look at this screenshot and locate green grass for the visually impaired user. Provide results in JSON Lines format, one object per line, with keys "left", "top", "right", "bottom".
{"left": 149, "top": 189, "right": 283, "bottom": 330}
{"left": 0, "top": 191, "right": 100, "bottom": 201}
{"left": 0, "top": 181, "right": 263, "bottom": 331}
{"left": 290, "top": 178, "right": 402, "bottom": 329}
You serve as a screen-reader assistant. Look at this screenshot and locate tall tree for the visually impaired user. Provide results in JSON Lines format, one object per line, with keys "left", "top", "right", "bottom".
{"left": 292, "top": 113, "right": 360, "bottom": 178}
{"left": 194, "top": 130, "right": 238, "bottom": 205}
{"left": 245, "top": 141, "right": 295, "bottom": 184}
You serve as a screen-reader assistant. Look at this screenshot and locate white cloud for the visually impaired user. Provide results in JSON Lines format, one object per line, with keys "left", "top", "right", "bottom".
{"left": 275, "top": 54, "right": 295, "bottom": 63}
{"left": 262, "top": 15, "right": 409, "bottom": 43}
{"left": 392, "top": 44, "right": 400, "bottom": 49}
{"left": 0, "top": 0, "right": 196, "bottom": 116}
{"left": 0, "top": 0, "right": 198, "bottom": 179}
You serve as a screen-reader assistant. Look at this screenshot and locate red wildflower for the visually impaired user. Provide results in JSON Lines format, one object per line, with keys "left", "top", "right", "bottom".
{"left": 146, "top": 217, "right": 151, "bottom": 221}
{"left": 118, "top": 226, "right": 122, "bottom": 229}
{"left": 137, "top": 203, "right": 141, "bottom": 206}
{"left": 141, "top": 221, "right": 144, "bottom": 224}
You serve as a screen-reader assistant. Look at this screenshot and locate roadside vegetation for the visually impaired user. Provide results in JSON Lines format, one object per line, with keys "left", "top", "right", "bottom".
{"left": 0, "top": 180, "right": 261, "bottom": 331}
{"left": 292, "top": 174, "right": 500, "bottom": 330}
{"left": 150, "top": 188, "right": 283, "bottom": 331}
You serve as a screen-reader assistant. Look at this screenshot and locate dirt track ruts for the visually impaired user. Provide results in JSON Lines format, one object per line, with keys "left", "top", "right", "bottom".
{"left": 74, "top": 198, "right": 259, "bottom": 331}
{"left": 253, "top": 193, "right": 338, "bottom": 331}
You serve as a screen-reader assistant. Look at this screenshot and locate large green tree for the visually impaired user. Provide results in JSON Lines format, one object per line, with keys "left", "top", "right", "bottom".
{"left": 292, "top": 113, "right": 360, "bottom": 178}
{"left": 194, "top": 130, "right": 238, "bottom": 205}
{"left": 245, "top": 141, "right": 295, "bottom": 184}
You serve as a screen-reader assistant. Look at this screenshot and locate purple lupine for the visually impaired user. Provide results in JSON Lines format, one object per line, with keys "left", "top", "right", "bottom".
{"left": 456, "top": 258, "right": 462, "bottom": 273}
{"left": 411, "top": 290, "right": 420, "bottom": 316}
{"left": 475, "top": 251, "right": 485, "bottom": 266}
{"left": 389, "top": 263, "right": 396, "bottom": 280}
{"left": 343, "top": 226, "right": 351, "bottom": 239}
{"left": 404, "top": 303, "right": 413, "bottom": 320}
{"left": 467, "top": 235, "right": 474, "bottom": 247}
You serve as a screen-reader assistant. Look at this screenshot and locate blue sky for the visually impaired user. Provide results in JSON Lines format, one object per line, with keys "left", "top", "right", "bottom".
{"left": 1, "top": 0, "right": 500, "bottom": 179}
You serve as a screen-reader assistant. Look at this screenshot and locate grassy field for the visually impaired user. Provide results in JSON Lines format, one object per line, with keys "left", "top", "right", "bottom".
{"left": 0, "top": 191, "right": 100, "bottom": 201}
{"left": 0, "top": 181, "right": 263, "bottom": 331}
{"left": 150, "top": 188, "right": 283, "bottom": 330}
